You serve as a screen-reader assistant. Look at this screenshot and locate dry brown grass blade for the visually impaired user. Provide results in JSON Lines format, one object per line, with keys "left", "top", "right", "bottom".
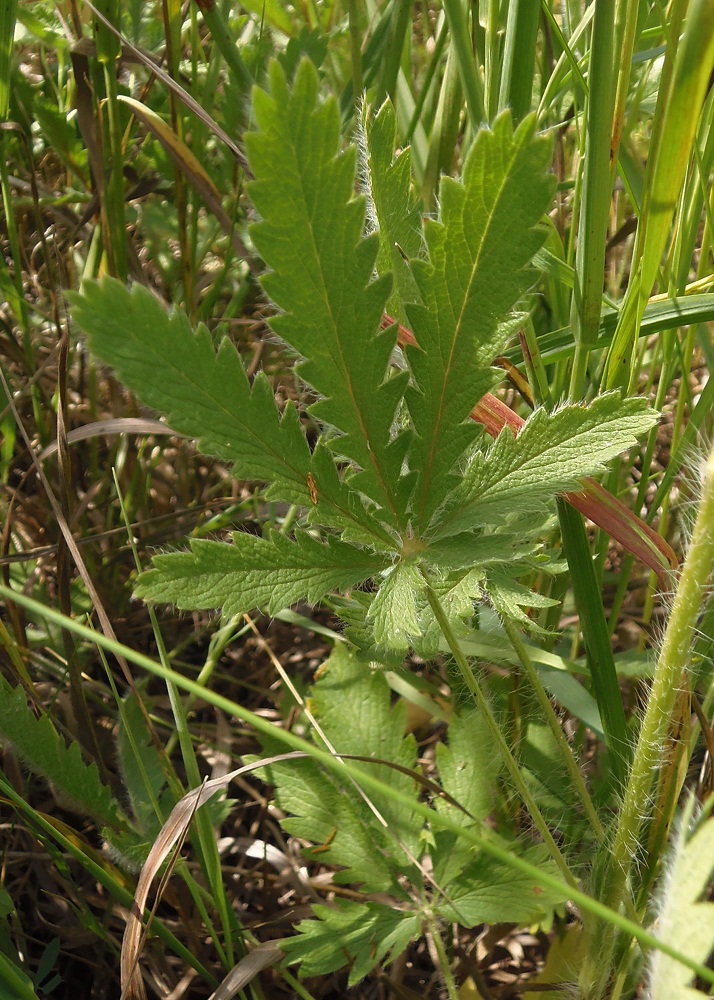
{"left": 36, "top": 417, "right": 180, "bottom": 461}
{"left": 207, "top": 941, "right": 286, "bottom": 1000}
{"left": 120, "top": 753, "right": 306, "bottom": 999}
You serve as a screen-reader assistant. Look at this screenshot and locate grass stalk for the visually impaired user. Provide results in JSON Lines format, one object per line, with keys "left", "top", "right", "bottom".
{"left": 584, "top": 438, "right": 714, "bottom": 998}
{"left": 420, "top": 567, "right": 578, "bottom": 890}
{"left": 556, "top": 499, "right": 629, "bottom": 786}
{"left": 498, "top": 0, "right": 539, "bottom": 123}
{"left": 500, "top": 614, "right": 605, "bottom": 841}
{"left": 441, "top": 0, "right": 485, "bottom": 132}
{"left": 568, "top": 0, "right": 616, "bottom": 398}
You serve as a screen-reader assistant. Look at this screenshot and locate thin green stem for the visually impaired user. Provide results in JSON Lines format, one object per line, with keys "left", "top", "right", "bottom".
{"left": 500, "top": 615, "right": 605, "bottom": 841}
{"left": 419, "top": 567, "right": 578, "bottom": 889}
{"left": 584, "top": 439, "right": 714, "bottom": 998}
{"left": 428, "top": 914, "right": 459, "bottom": 1000}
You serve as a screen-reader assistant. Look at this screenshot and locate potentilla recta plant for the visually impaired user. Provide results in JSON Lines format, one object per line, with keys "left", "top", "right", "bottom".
{"left": 69, "top": 59, "right": 691, "bottom": 996}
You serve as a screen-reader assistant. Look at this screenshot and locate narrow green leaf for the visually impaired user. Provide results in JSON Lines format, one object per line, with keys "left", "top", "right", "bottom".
{"left": 0, "top": 0, "right": 18, "bottom": 123}
{"left": 69, "top": 278, "right": 313, "bottom": 505}
{"left": 246, "top": 60, "right": 409, "bottom": 523}
{"left": 432, "top": 393, "right": 658, "bottom": 537}
{"left": 135, "top": 530, "right": 387, "bottom": 617}
{"left": 406, "top": 111, "right": 555, "bottom": 529}
{"left": 0, "top": 676, "right": 124, "bottom": 828}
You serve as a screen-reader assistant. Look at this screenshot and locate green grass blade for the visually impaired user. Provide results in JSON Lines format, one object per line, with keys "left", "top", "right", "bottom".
{"left": 498, "top": 0, "right": 539, "bottom": 123}
{"left": 569, "top": 0, "right": 616, "bottom": 396}
{"left": 603, "top": 0, "right": 714, "bottom": 390}
{"left": 557, "top": 499, "right": 629, "bottom": 786}
{"left": 441, "top": 0, "right": 485, "bottom": 131}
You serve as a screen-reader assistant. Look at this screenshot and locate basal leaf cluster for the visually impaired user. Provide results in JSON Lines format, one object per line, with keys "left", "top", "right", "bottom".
{"left": 250, "top": 646, "right": 567, "bottom": 984}
{"left": 70, "top": 57, "right": 658, "bottom": 653}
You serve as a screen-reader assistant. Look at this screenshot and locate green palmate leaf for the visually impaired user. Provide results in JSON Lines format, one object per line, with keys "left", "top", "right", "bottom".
{"left": 69, "top": 278, "right": 313, "bottom": 506}
{"left": 246, "top": 59, "right": 409, "bottom": 524}
{"left": 434, "top": 844, "right": 568, "bottom": 927}
{"left": 432, "top": 710, "right": 566, "bottom": 927}
{"left": 309, "top": 644, "right": 422, "bottom": 858}
{"left": 0, "top": 676, "right": 124, "bottom": 828}
{"left": 363, "top": 100, "right": 423, "bottom": 321}
{"left": 433, "top": 392, "right": 659, "bottom": 538}
{"left": 648, "top": 803, "right": 714, "bottom": 1000}
{"left": 281, "top": 901, "right": 420, "bottom": 985}
{"left": 136, "top": 530, "right": 387, "bottom": 617}
{"left": 406, "top": 111, "right": 555, "bottom": 530}
{"left": 257, "top": 747, "right": 404, "bottom": 893}
{"left": 485, "top": 573, "right": 560, "bottom": 634}
{"left": 431, "top": 709, "right": 503, "bottom": 887}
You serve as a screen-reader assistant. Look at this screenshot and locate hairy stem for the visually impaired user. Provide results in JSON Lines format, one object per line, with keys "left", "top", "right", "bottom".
{"left": 500, "top": 615, "right": 605, "bottom": 841}
{"left": 420, "top": 567, "right": 577, "bottom": 889}
{"left": 583, "top": 439, "right": 714, "bottom": 998}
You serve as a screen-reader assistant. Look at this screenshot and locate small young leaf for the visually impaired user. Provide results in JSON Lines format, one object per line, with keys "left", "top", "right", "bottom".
{"left": 485, "top": 573, "right": 559, "bottom": 634}
{"left": 363, "top": 100, "right": 423, "bottom": 321}
{"left": 246, "top": 59, "right": 409, "bottom": 522}
{"left": 406, "top": 111, "right": 555, "bottom": 529}
{"left": 135, "top": 530, "right": 387, "bottom": 617}
{"left": 69, "top": 278, "right": 314, "bottom": 505}
{"left": 280, "top": 900, "right": 420, "bottom": 985}
{"left": 434, "top": 393, "right": 659, "bottom": 537}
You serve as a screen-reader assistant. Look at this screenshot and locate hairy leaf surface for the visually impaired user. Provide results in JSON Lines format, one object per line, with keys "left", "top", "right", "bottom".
{"left": 433, "top": 393, "right": 659, "bottom": 537}
{"left": 69, "top": 278, "right": 313, "bottom": 504}
{"left": 135, "top": 531, "right": 387, "bottom": 617}
{"left": 406, "top": 112, "right": 555, "bottom": 529}
{"left": 367, "top": 562, "right": 423, "bottom": 651}
{"left": 246, "top": 60, "right": 409, "bottom": 523}
{"left": 648, "top": 805, "right": 714, "bottom": 1000}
